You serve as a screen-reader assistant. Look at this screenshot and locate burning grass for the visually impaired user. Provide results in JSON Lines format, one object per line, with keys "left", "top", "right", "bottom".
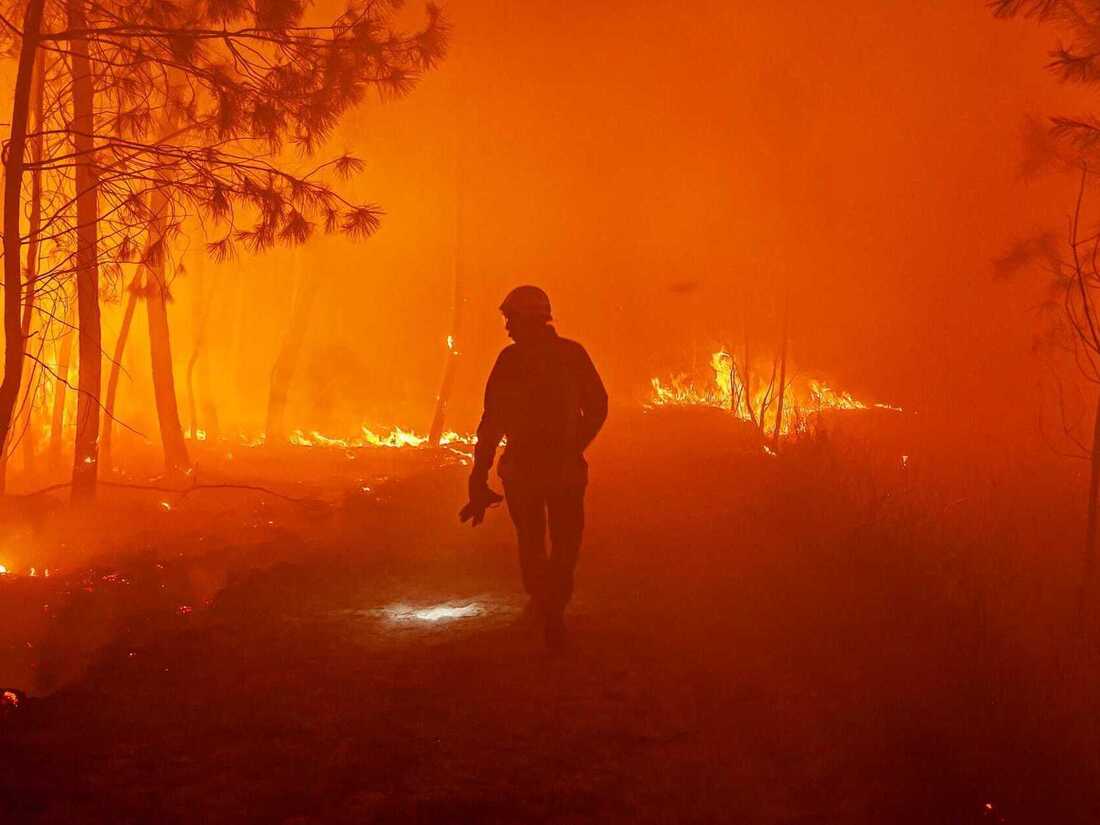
{"left": 288, "top": 426, "right": 473, "bottom": 450}
{"left": 649, "top": 350, "right": 900, "bottom": 437}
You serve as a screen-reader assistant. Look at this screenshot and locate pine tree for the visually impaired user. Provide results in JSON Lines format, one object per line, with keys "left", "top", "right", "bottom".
{"left": 0, "top": 0, "right": 448, "bottom": 495}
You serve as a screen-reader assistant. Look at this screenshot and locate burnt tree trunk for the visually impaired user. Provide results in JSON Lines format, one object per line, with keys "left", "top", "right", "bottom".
{"left": 22, "top": 48, "right": 46, "bottom": 342}
{"left": 265, "top": 260, "right": 316, "bottom": 444}
{"left": 69, "top": 0, "right": 102, "bottom": 501}
{"left": 100, "top": 275, "right": 140, "bottom": 473}
{"left": 772, "top": 296, "right": 789, "bottom": 451}
{"left": 17, "top": 50, "right": 48, "bottom": 476}
{"left": 197, "top": 340, "right": 219, "bottom": 439}
{"left": 144, "top": 192, "right": 190, "bottom": 478}
{"left": 429, "top": 182, "right": 465, "bottom": 445}
{"left": 48, "top": 323, "right": 73, "bottom": 470}
{"left": 1083, "top": 392, "right": 1100, "bottom": 624}
{"left": 0, "top": 0, "right": 46, "bottom": 492}
{"left": 742, "top": 320, "right": 756, "bottom": 427}
{"left": 186, "top": 259, "right": 219, "bottom": 440}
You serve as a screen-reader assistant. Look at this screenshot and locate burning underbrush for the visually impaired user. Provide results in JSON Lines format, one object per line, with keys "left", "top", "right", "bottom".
{"left": 649, "top": 350, "right": 901, "bottom": 440}
{"left": 181, "top": 425, "right": 475, "bottom": 452}
{"left": 288, "top": 426, "right": 473, "bottom": 450}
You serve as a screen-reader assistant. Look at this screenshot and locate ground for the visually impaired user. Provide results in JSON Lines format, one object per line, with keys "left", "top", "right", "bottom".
{"left": 0, "top": 410, "right": 1097, "bottom": 824}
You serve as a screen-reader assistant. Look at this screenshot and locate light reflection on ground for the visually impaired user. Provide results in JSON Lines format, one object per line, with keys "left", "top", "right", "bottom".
{"left": 381, "top": 602, "right": 485, "bottom": 624}
{"left": 331, "top": 594, "right": 520, "bottom": 642}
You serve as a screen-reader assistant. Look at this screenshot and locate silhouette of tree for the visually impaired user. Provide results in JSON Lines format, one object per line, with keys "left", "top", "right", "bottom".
{"left": 0, "top": 0, "right": 448, "bottom": 496}
{"left": 992, "top": 0, "right": 1100, "bottom": 613}
{"left": 0, "top": 0, "right": 47, "bottom": 493}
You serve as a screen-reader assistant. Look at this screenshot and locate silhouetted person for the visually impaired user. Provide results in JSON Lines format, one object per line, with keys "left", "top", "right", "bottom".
{"left": 460, "top": 286, "right": 608, "bottom": 649}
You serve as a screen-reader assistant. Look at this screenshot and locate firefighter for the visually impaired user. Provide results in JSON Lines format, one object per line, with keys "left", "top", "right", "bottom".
{"left": 460, "top": 286, "right": 608, "bottom": 649}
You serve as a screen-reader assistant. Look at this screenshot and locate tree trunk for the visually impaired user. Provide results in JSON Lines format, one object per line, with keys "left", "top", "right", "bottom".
{"left": 100, "top": 276, "right": 140, "bottom": 473}
{"left": 265, "top": 262, "right": 317, "bottom": 444}
{"left": 144, "top": 193, "right": 190, "bottom": 478}
{"left": 742, "top": 330, "right": 756, "bottom": 427}
{"left": 429, "top": 334, "right": 461, "bottom": 445}
{"left": 16, "top": 49, "right": 48, "bottom": 477}
{"left": 69, "top": 0, "right": 102, "bottom": 502}
{"left": 2, "top": 48, "right": 48, "bottom": 482}
{"left": 1082, "top": 392, "right": 1100, "bottom": 624}
{"left": 186, "top": 260, "right": 218, "bottom": 440}
{"left": 772, "top": 295, "right": 790, "bottom": 452}
{"left": 0, "top": 0, "right": 46, "bottom": 492}
{"left": 49, "top": 324, "right": 73, "bottom": 470}
{"left": 429, "top": 178, "right": 465, "bottom": 445}
{"left": 197, "top": 342, "right": 219, "bottom": 439}
{"left": 21, "top": 50, "right": 46, "bottom": 343}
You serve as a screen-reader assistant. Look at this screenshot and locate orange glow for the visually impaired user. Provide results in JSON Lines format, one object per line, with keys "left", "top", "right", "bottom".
{"left": 0, "top": 0, "right": 1075, "bottom": 488}
{"left": 0, "top": 5, "right": 1088, "bottom": 819}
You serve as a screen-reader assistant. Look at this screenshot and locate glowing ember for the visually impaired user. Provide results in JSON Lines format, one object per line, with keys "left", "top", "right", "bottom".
{"left": 382, "top": 602, "right": 483, "bottom": 623}
{"left": 649, "top": 350, "right": 898, "bottom": 436}
{"left": 0, "top": 565, "right": 7, "bottom": 575}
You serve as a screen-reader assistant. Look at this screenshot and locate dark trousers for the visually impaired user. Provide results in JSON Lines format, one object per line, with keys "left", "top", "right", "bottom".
{"left": 503, "top": 477, "right": 586, "bottom": 615}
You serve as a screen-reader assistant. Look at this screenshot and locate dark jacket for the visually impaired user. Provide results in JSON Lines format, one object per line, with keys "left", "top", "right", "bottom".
{"left": 473, "top": 326, "right": 608, "bottom": 485}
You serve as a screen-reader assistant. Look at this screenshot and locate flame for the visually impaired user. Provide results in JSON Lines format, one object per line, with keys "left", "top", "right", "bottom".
{"left": 649, "top": 350, "right": 897, "bottom": 436}
{"left": 363, "top": 426, "right": 428, "bottom": 448}
{"left": 0, "top": 564, "right": 7, "bottom": 575}
{"left": 186, "top": 427, "right": 475, "bottom": 450}
{"left": 287, "top": 425, "right": 473, "bottom": 449}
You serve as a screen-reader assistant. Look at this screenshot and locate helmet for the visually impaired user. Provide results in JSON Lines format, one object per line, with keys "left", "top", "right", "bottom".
{"left": 499, "top": 285, "right": 552, "bottom": 320}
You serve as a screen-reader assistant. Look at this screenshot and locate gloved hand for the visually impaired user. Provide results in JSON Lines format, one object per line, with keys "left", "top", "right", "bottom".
{"left": 459, "top": 474, "right": 503, "bottom": 526}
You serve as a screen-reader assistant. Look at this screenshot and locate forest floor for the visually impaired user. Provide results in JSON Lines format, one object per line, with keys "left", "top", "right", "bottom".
{"left": 0, "top": 410, "right": 1097, "bottom": 824}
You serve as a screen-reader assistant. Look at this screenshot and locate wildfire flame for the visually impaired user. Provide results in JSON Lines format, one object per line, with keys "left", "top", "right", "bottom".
{"left": 288, "top": 426, "right": 473, "bottom": 449}
{"left": 649, "top": 350, "right": 897, "bottom": 436}
{"left": 183, "top": 425, "right": 474, "bottom": 450}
